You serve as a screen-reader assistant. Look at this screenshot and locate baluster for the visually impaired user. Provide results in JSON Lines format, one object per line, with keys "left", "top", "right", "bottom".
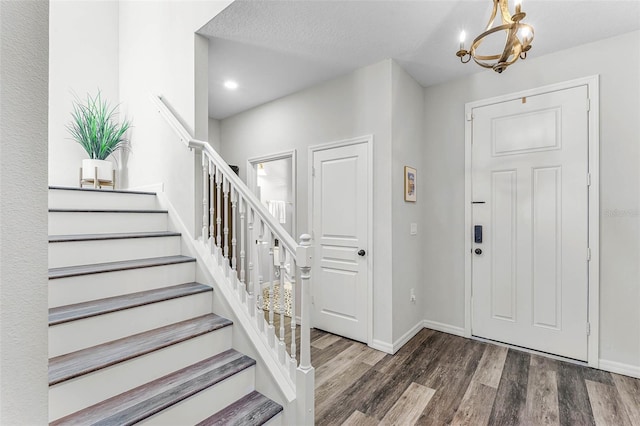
{"left": 247, "top": 207, "right": 255, "bottom": 318}
{"left": 231, "top": 187, "right": 238, "bottom": 280}
{"left": 215, "top": 168, "right": 222, "bottom": 258}
{"left": 267, "top": 229, "right": 276, "bottom": 348}
{"left": 223, "top": 177, "right": 230, "bottom": 272}
{"left": 256, "top": 218, "right": 265, "bottom": 332}
{"left": 201, "top": 153, "right": 208, "bottom": 241}
{"left": 278, "top": 246, "right": 286, "bottom": 364}
{"left": 209, "top": 161, "right": 215, "bottom": 254}
{"left": 239, "top": 197, "right": 246, "bottom": 297}
{"left": 290, "top": 253, "right": 297, "bottom": 378}
{"left": 296, "top": 234, "right": 314, "bottom": 425}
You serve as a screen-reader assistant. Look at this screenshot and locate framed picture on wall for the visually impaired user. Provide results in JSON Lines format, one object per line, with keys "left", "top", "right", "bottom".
{"left": 404, "top": 166, "right": 417, "bottom": 202}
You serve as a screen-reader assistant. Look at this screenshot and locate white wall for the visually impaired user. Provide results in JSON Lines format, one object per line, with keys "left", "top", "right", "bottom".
{"left": 118, "top": 0, "right": 231, "bottom": 237}
{"left": 390, "top": 62, "right": 426, "bottom": 345}
{"left": 208, "top": 117, "right": 221, "bottom": 152}
{"left": 49, "top": 0, "right": 120, "bottom": 187}
{"left": 220, "top": 60, "right": 395, "bottom": 347}
{"left": 423, "top": 31, "right": 640, "bottom": 370}
{"left": 0, "top": 1, "right": 49, "bottom": 422}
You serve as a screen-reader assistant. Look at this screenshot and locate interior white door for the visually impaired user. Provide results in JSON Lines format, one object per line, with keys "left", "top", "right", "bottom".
{"left": 311, "top": 142, "right": 368, "bottom": 342}
{"left": 472, "top": 85, "right": 589, "bottom": 361}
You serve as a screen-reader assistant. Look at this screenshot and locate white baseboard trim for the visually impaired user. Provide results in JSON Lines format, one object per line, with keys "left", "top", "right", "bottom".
{"left": 423, "top": 320, "right": 466, "bottom": 337}
{"left": 599, "top": 359, "right": 640, "bottom": 379}
{"left": 369, "top": 339, "right": 393, "bottom": 354}
{"left": 390, "top": 321, "right": 424, "bottom": 354}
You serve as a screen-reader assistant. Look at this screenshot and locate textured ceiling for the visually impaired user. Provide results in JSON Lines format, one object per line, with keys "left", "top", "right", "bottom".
{"left": 200, "top": 0, "right": 640, "bottom": 119}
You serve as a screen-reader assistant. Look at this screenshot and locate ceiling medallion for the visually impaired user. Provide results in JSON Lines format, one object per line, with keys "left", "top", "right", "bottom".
{"left": 456, "top": 0, "right": 534, "bottom": 73}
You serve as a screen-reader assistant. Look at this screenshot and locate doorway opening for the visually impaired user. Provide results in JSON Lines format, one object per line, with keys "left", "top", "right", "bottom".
{"left": 247, "top": 151, "right": 297, "bottom": 322}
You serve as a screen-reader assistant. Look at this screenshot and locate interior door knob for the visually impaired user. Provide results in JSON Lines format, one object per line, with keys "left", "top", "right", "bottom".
{"left": 358, "top": 249, "right": 366, "bottom": 256}
{"left": 475, "top": 248, "right": 482, "bottom": 255}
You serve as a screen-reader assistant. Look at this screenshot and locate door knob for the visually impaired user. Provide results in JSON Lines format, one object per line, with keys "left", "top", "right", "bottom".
{"left": 475, "top": 248, "right": 482, "bottom": 255}
{"left": 358, "top": 249, "right": 366, "bottom": 256}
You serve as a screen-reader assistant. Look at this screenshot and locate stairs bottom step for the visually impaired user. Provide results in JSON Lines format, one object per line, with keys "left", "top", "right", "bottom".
{"left": 51, "top": 349, "right": 255, "bottom": 426}
{"left": 196, "top": 391, "right": 283, "bottom": 426}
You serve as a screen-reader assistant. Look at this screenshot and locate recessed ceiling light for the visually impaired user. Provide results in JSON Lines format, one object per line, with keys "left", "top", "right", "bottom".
{"left": 224, "top": 80, "right": 239, "bottom": 90}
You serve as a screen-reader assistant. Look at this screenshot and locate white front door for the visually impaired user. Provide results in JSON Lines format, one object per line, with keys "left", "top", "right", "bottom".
{"left": 472, "top": 85, "right": 589, "bottom": 361}
{"left": 311, "top": 141, "right": 369, "bottom": 343}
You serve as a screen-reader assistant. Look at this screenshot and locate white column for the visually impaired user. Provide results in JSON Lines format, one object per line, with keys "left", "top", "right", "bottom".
{"left": 296, "top": 234, "right": 314, "bottom": 425}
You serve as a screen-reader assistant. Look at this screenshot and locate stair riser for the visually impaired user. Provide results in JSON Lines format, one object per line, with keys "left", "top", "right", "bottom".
{"left": 49, "top": 236, "right": 181, "bottom": 268}
{"left": 140, "top": 367, "right": 255, "bottom": 426}
{"left": 49, "top": 292, "right": 212, "bottom": 357}
{"left": 49, "top": 211, "right": 168, "bottom": 235}
{"left": 49, "top": 328, "right": 233, "bottom": 422}
{"left": 49, "top": 262, "right": 196, "bottom": 308}
{"left": 49, "top": 190, "right": 158, "bottom": 210}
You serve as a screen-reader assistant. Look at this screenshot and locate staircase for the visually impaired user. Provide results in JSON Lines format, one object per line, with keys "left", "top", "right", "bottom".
{"left": 48, "top": 186, "right": 283, "bottom": 425}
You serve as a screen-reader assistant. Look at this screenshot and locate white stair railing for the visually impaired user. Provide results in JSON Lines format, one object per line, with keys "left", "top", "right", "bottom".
{"left": 151, "top": 95, "right": 314, "bottom": 424}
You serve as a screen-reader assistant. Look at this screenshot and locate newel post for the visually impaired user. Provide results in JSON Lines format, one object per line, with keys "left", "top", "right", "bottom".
{"left": 296, "top": 234, "right": 314, "bottom": 425}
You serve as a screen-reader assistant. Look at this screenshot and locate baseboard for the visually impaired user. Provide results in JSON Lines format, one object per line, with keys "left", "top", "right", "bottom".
{"left": 599, "top": 359, "right": 640, "bottom": 379}
{"left": 369, "top": 339, "right": 393, "bottom": 354}
{"left": 390, "top": 321, "right": 424, "bottom": 354}
{"left": 423, "top": 319, "right": 466, "bottom": 337}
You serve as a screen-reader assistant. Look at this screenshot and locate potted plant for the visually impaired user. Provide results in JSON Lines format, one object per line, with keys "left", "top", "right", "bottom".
{"left": 67, "top": 91, "right": 131, "bottom": 188}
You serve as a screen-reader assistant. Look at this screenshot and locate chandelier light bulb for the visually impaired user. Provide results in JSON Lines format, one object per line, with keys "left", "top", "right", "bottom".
{"left": 459, "top": 31, "right": 466, "bottom": 50}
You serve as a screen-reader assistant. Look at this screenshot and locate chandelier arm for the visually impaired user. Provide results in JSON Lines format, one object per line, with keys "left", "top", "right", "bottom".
{"left": 470, "top": 23, "right": 514, "bottom": 59}
{"left": 498, "top": 0, "right": 515, "bottom": 24}
{"left": 484, "top": 0, "right": 500, "bottom": 31}
{"left": 497, "top": 24, "right": 519, "bottom": 64}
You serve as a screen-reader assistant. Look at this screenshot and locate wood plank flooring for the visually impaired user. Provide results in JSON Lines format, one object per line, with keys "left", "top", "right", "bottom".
{"left": 307, "top": 327, "right": 640, "bottom": 426}
{"left": 263, "top": 312, "right": 639, "bottom": 425}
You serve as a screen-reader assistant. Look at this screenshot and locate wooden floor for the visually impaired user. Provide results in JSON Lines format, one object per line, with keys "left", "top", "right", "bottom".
{"left": 310, "top": 328, "right": 640, "bottom": 426}
{"left": 262, "top": 312, "right": 640, "bottom": 425}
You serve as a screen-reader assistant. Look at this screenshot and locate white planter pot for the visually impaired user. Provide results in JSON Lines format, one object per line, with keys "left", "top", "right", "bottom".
{"left": 82, "top": 159, "right": 114, "bottom": 181}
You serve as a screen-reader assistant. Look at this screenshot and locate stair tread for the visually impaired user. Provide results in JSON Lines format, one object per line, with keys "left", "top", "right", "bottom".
{"left": 51, "top": 349, "right": 254, "bottom": 426}
{"left": 49, "top": 282, "right": 211, "bottom": 325}
{"left": 49, "top": 186, "right": 156, "bottom": 195}
{"left": 196, "top": 391, "right": 283, "bottom": 426}
{"left": 49, "top": 231, "right": 181, "bottom": 243}
{"left": 49, "top": 255, "right": 195, "bottom": 279}
{"left": 49, "top": 313, "right": 233, "bottom": 386}
{"left": 49, "top": 208, "right": 168, "bottom": 213}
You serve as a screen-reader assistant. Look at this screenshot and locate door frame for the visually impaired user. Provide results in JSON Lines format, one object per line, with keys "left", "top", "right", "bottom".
{"left": 463, "top": 76, "right": 600, "bottom": 367}
{"left": 308, "top": 135, "right": 374, "bottom": 346}
{"left": 246, "top": 149, "right": 297, "bottom": 240}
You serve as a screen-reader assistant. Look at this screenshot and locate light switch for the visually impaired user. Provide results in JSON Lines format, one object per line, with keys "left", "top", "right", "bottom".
{"left": 410, "top": 223, "right": 417, "bottom": 235}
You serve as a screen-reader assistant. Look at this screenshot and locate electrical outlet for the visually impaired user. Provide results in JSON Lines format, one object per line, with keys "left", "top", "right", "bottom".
{"left": 410, "top": 288, "right": 416, "bottom": 303}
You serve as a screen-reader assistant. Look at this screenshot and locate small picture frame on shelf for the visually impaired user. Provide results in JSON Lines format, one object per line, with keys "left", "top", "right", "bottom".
{"left": 404, "top": 166, "right": 416, "bottom": 202}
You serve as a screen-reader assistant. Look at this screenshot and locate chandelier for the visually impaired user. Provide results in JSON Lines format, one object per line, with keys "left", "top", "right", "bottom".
{"left": 456, "top": 0, "right": 534, "bottom": 73}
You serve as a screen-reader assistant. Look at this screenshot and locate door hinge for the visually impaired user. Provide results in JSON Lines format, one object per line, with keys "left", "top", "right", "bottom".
{"left": 586, "top": 98, "right": 591, "bottom": 112}
{"left": 586, "top": 322, "right": 591, "bottom": 336}
{"left": 587, "top": 247, "right": 591, "bottom": 261}
{"left": 312, "top": 167, "right": 316, "bottom": 177}
{"left": 587, "top": 173, "right": 591, "bottom": 187}
{"left": 311, "top": 295, "right": 315, "bottom": 305}
{"left": 466, "top": 113, "right": 473, "bottom": 121}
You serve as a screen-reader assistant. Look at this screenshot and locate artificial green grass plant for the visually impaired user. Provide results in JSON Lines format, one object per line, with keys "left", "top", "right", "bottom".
{"left": 67, "top": 91, "right": 131, "bottom": 160}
